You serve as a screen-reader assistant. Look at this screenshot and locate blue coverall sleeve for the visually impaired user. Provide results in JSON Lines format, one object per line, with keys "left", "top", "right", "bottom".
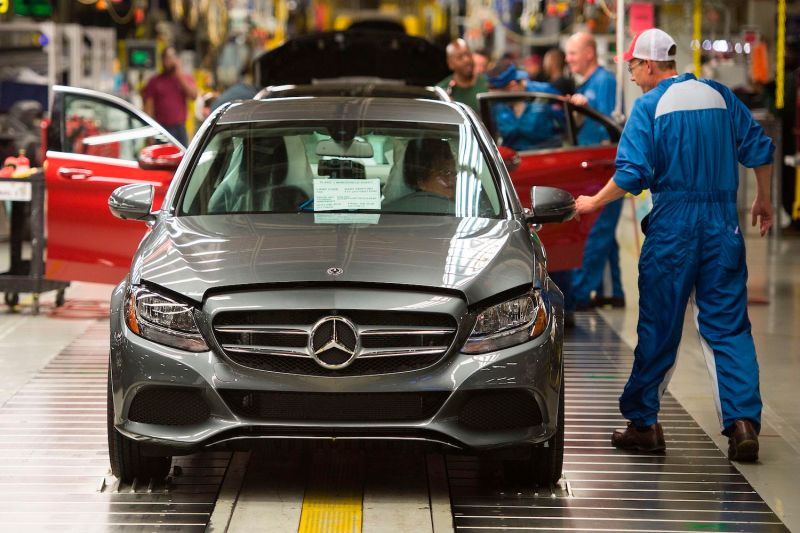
{"left": 612, "top": 101, "right": 654, "bottom": 195}
{"left": 711, "top": 81, "right": 775, "bottom": 168}
{"left": 495, "top": 104, "right": 521, "bottom": 142}
{"left": 595, "top": 74, "right": 616, "bottom": 116}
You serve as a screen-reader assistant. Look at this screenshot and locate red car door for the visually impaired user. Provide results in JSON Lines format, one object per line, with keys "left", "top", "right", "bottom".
{"left": 478, "top": 92, "right": 620, "bottom": 271}
{"left": 45, "top": 86, "right": 185, "bottom": 285}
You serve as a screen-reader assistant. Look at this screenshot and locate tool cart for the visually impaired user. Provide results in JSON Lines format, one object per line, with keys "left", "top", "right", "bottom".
{"left": 0, "top": 171, "right": 69, "bottom": 314}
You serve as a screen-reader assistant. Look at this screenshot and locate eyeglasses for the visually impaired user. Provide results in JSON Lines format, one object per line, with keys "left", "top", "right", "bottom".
{"left": 430, "top": 168, "right": 456, "bottom": 182}
{"left": 627, "top": 60, "right": 644, "bottom": 74}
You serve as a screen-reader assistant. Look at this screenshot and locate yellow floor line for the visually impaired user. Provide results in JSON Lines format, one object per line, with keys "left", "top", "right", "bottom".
{"left": 298, "top": 450, "right": 363, "bottom": 533}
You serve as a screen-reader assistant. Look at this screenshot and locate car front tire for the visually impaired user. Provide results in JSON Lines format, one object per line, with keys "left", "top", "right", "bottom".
{"left": 107, "top": 371, "right": 172, "bottom": 483}
{"left": 504, "top": 379, "right": 565, "bottom": 488}
{"left": 531, "top": 379, "right": 565, "bottom": 486}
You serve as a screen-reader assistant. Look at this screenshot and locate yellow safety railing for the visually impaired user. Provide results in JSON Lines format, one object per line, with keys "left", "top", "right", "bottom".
{"left": 693, "top": 0, "right": 702, "bottom": 78}
{"left": 776, "top": 0, "right": 785, "bottom": 110}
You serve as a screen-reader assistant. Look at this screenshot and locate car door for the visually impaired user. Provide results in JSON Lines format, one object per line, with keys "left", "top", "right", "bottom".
{"left": 478, "top": 92, "right": 620, "bottom": 271}
{"left": 45, "top": 86, "right": 185, "bottom": 285}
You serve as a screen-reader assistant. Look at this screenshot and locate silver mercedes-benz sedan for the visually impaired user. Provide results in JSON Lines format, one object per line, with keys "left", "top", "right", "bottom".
{"left": 106, "top": 96, "right": 574, "bottom": 487}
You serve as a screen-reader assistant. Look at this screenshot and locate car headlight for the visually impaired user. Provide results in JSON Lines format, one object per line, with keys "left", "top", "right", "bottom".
{"left": 126, "top": 286, "right": 209, "bottom": 352}
{"left": 462, "top": 289, "right": 548, "bottom": 354}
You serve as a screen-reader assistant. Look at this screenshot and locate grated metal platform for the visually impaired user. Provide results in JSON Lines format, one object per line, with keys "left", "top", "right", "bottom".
{"left": 446, "top": 312, "right": 789, "bottom": 532}
{"left": 0, "top": 322, "right": 229, "bottom": 532}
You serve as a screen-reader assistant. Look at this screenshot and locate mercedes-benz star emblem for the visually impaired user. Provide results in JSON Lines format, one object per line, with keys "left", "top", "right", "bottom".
{"left": 308, "top": 316, "right": 360, "bottom": 369}
{"left": 327, "top": 267, "right": 344, "bottom": 276}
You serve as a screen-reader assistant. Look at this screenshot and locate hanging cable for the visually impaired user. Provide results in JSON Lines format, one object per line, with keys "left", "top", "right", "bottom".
{"left": 206, "top": 0, "right": 229, "bottom": 48}
{"left": 170, "top": 0, "right": 185, "bottom": 21}
{"left": 597, "top": 0, "right": 616, "bottom": 19}
{"left": 106, "top": 0, "right": 136, "bottom": 24}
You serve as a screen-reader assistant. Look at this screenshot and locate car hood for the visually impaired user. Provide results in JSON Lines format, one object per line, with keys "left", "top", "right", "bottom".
{"left": 253, "top": 30, "right": 449, "bottom": 87}
{"left": 131, "top": 214, "right": 535, "bottom": 305}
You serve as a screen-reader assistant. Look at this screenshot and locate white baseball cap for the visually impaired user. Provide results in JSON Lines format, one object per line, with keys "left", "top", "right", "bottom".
{"left": 619, "top": 28, "right": 677, "bottom": 62}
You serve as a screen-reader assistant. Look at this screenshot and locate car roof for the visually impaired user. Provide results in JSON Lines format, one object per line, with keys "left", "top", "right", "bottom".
{"left": 216, "top": 96, "right": 469, "bottom": 126}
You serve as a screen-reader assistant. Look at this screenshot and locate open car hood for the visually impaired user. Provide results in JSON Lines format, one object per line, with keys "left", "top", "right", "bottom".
{"left": 253, "top": 30, "right": 449, "bottom": 87}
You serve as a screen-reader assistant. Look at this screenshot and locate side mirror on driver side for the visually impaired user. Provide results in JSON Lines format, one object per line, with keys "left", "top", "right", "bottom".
{"left": 525, "top": 186, "right": 575, "bottom": 224}
{"left": 108, "top": 183, "right": 156, "bottom": 222}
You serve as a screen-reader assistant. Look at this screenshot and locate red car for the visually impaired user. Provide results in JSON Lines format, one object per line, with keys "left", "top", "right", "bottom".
{"left": 478, "top": 92, "right": 620, "bottom": 272}
{"left": 44, "top": 86, "right": 184, "bottom": 284}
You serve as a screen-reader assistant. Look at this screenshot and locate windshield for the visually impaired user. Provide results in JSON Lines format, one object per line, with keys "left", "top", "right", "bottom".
{"left": 179, "top": 121, "right": 503, "bottom": 218}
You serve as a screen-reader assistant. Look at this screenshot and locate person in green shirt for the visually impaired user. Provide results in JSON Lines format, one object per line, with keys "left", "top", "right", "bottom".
{"left": 437, "top": 39, "right": 489, "bottom": 112}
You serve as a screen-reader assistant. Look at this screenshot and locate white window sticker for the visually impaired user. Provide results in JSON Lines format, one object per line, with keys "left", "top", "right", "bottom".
{"left": 0, "top": 181, "right": 32, "bottom": 202}
{"left": 313, "top": 179, "right": 380, "bottom": 211}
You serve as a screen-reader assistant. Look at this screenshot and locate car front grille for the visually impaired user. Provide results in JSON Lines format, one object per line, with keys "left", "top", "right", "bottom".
{"left": 212, "top": 310, "right": 458, "bottom": 376}
{"left": 220, "top": 390, "right": 449, "bottom": 422}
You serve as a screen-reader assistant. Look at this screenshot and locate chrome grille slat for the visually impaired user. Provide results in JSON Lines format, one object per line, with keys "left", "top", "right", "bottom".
{"left": 221, "top": 345, "right": 311, "bottom": 358}
{"left": 215, "top": 326, "right": 309, "bottom": 335}
{"left": 359, "top": 347, "right": 449, "bottom": 358}
{"left": 358, "top": 327, "right": 456, "bottom": 336}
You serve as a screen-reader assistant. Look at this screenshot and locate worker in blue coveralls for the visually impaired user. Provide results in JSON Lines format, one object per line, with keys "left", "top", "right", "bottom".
{"left": 575, "top": 29, "right": 774, "bottom": 462}
{"left": 566, "top": 31, "right": 626, "bottom": 310}
{"left": 486, "top": 59, "right": 563, "bottom": 151}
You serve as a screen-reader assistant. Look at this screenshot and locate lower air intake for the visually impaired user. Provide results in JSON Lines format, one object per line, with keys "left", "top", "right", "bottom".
{"left": 459, "top": 390, "right": 543, "bottom": 431}
{"left": 220, "top": 390, "right": 449, "bottom": 422}
{"left": 128, "top": 387, "right": 210, "bottom": 426}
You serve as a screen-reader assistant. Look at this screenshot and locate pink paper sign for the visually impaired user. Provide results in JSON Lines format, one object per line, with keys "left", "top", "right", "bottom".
{"left": 629, "top": 3, "right": 655, "bottom": 35}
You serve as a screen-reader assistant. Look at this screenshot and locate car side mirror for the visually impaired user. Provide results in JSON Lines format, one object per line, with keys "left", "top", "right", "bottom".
{"left": 497, "top": 145, "right": 520, "bottom": 172}
{"left": 138, "top": 143, "right": 183, "bottom": 171}
{"left": 109, "top": 183, "right": 155, "bottom": 222}
{"left": 526, "top": 186, "right": 575, "bottom": 224}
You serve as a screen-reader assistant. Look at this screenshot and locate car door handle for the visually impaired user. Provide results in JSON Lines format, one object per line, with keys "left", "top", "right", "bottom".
{"left": 580, "top": 160, "right": 615, "bottom": 169}
{"left": 58, "top": 168, "right": 93, "bottom": 180}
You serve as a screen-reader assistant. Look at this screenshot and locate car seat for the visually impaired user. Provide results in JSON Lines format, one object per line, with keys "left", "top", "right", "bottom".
{"left": 208, "top": 136, "right": 309, "bottom": 213}
{"left": 381, "top": 140, "right": 412, "bottom": 205}
{"left": 282, "top": 135, "right": 314, "bottom": 198}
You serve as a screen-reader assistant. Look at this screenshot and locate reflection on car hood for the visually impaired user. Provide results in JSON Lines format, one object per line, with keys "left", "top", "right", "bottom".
{"left": 132, "top": 214, "right": 534, "bottom": 305}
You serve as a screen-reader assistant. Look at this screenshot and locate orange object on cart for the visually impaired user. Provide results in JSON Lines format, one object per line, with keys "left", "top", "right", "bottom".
{"left": 0, "top": 159, "right": 15, "bottom": 178}
{"left": 14, "top": 150, "right": 30, "bottom": 172}
{"left": 751, "top": 41, "right": 769, "bottom": 84}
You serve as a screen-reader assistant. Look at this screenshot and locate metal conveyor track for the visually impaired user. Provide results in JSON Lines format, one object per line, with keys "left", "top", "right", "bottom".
{"left": 446, "top": 311, "right": 788, "bottom": 532}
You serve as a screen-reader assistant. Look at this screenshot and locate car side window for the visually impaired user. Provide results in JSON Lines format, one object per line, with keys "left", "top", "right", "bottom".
{"left": 63, "top": 96, "right": 162, "bottom": 161}
{"left": 489, "top": 96, "right": 568, "bottom": 152}
{"left": 569, "top": 106, "right": 619, "bottom": 146}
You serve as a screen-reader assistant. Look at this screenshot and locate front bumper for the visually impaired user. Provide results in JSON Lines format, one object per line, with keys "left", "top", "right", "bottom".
{"left": 109, "top": 283, "right": 564, "bottom": 454}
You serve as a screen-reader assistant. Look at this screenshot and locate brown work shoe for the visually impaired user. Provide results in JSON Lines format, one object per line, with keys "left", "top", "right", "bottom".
{"left": 612, "top": 422, "right": 666, "bottom": 453}
{"left": 727, "top": 420, "right": 759, "bottom": 462}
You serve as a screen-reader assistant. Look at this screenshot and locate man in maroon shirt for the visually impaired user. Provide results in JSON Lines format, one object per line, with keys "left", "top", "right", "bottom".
{"left": 142, "top": 47, "right": 198, "bottom": 146}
